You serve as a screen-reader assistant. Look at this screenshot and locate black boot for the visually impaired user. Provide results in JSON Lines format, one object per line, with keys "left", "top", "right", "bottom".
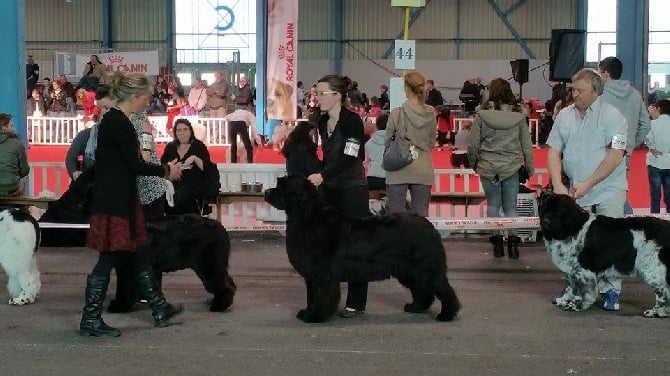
{"left": 80, "top": 274, "right": 121, "bottom": 337}
{"left": 489, "top": 235, "right": 504, "bottom": 257}
{"left": 137, "top": 271, "right": 183, "bottom": 328}
{"left": 508, "top": 235, "right": 521, "bottom": 259}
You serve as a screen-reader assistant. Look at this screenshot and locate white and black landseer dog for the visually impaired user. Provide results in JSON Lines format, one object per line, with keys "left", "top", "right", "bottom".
{"left": 264, "top": 175, "right": 461, "bottom": 323}
{"left": 39, "top": 170, "right": 236, "bottom": 312}
{"left": 0, "top": 208, "right": 41, "bottom": 305}
{"left": 539, "top": 193, "right": 670, "bottom": 318}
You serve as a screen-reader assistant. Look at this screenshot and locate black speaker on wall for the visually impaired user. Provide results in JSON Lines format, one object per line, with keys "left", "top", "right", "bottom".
{"left": 510, "top": 59, "right": 529, "bottom": 84}
{"left": 549, "top": 29, "right": 586, "bottom": 82}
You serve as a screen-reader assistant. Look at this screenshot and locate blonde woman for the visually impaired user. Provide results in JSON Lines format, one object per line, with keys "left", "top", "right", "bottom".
{"left": 384, "top": 71, "right": 437, "bottom": 217}
{"left": 80, "top": 72, "right": 183, "bottom": 337}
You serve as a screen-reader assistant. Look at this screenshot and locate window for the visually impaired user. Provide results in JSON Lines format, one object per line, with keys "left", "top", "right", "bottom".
{"left": 649, "top": 0, "right": 670, "bottom": 88}
{"left": 174, "top": 0, "right": 257, "bottom": 64}
{"left": 586, "top": 0, "right": 616, "bottom": 62}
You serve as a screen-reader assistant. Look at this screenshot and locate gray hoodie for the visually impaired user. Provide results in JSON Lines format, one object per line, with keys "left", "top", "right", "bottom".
{"left": 365, "top": 129, "right": 386, "bottom": 178}
{"left": 385, "top": 102, "right": 437, "bottom": 185}
{"left": 468, "top": 108, "right": 534, "bottom": 180}
{"left": 601, "top": 80, "right": 650, "bottom": 154}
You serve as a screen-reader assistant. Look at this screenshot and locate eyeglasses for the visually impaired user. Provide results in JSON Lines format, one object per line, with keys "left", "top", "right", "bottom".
{"left": 317, "top": 91, "right": 338, "bottom": 96}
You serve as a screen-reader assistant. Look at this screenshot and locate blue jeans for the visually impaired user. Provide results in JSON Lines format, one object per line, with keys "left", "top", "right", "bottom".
{"left": 647, "top": 165, "right": 670, "bottom": 213}
{"left": 481, "top": 172, "right": 519, "bottom": 235}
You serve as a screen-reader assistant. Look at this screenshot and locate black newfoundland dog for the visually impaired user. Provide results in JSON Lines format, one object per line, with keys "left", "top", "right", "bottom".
{"left": 39, "top": 170, "right": 236, "bottom": 312}
{"left": 264, "top": 175, "right": 461, "bottom": 323}
{"left": 539, "top": 193, "right": 670, "bottom": 317}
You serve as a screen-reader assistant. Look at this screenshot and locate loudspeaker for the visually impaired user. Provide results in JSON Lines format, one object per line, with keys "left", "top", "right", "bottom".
{"left": 549, "top": 29, "right": 586, "bottom": 82}
{"left": 510, "top": 59, "right": 529, "bottom": 84}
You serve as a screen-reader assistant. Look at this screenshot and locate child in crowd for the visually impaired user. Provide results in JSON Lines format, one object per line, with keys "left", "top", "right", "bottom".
{"left": 365, "top": 113, "right": 388, "bottom": 190}
{"left": 451, "top": 119, "right": 472, "bottom": 169}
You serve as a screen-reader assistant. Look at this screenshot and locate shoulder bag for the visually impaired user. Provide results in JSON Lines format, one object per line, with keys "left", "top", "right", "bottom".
{"left": 382, "top": 108, "right": 414, "bottom": 171}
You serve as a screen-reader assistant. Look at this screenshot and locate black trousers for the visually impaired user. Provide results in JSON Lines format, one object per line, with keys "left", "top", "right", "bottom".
{"left": 228, "top": 120, "right": 253, "bottom": 163}
{"left": 322, "top": 184, "right": 369, "bottom": 311}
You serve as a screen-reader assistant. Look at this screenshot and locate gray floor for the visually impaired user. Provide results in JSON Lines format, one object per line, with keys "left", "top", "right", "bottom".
{"left": 1, "top": 232, "right": 669, "bottom": 376}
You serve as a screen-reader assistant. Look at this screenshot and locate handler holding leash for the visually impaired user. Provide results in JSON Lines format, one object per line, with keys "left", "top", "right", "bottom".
{"left": 546, "top": 69, "right": 628, "bottom": 311}
{"left": 307, "top": 74, "right": 369, "bottom": 319}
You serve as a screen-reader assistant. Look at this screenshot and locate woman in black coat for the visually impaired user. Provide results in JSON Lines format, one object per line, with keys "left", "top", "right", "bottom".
{"left": 81, "top": 72, "right": 183, "bottom": 338}
{"left": 281, "top": 122, "right": 321, "bottom": 177}
{"left": 161, "top": 118, "right": 214, "bottom": 214}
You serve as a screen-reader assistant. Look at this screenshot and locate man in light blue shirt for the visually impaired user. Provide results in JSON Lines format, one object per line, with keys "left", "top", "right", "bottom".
{"left": 546, "top": 69, "right": 628, "bottom": 311}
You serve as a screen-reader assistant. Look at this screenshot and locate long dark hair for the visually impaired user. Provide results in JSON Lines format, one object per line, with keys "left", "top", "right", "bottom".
{"left": 172, "top": 118, "right": 196, "bottom": 144}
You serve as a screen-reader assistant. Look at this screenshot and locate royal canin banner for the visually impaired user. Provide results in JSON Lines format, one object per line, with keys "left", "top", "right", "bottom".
{"left": 75, "top": 50, "right": 160, "bottom": 76}
{"left": 266, "top": 0, "right": 298, "bottom": 120}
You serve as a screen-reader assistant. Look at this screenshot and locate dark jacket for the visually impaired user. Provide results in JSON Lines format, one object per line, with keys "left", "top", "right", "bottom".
{"left": 426, "top": 88, "right": 444, "bottom": 107}
{"left": 282, "top": 138, "right": 321, "bottom": 178}
{"left": 316, "top": 107, "right": 367, "bottom": 189}
{"left": 161, "top": 139, "right": 212, "bottom": 193}
{"left": 235, "top": 84, "right": 253, "bottom": 107}
{"left": 90, "top": 108, "right": 166, "bottom": 221}
{"left": 0, "top": 131, "right": 30, "bottom": 195}
{"left": 65, "top": 128, "right": 92, "bottom": 178}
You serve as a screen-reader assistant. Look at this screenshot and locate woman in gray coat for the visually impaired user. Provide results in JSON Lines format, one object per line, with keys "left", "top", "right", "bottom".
{"left": 385, "top": 72, "right": 437, "bottom": 216}
{"left": 467, "top": 78, "right": 534, "bottom": 259}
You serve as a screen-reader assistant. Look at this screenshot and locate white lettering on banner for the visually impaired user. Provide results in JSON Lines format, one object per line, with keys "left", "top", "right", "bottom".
{"left": 266, "top": 0, "right": 298, "bottom": 121}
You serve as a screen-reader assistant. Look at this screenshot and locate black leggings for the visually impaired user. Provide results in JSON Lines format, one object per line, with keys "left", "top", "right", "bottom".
{"left": 228, "top": 120, "right": 253, "bottom": 163}
{"left": 321, "top": 185, "right": 369, "bottom": 310}
{"left": 91, "top": 251, "right": 153, "bottom": 279}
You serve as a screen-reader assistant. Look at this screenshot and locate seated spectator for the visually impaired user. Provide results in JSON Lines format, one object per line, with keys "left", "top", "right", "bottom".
{"left": 0, "top": 114, "right": 30, "bottom": 196}
{"left": 64, "top": 86, "right": 112, "bottom": 181}
{"left": 48, "top": 81, "right": 71, "bottom": 115}
{"left": 281, "top": 122, "right": 321, "bottom": 177}
{"left": 150, "top": 75, "right": 169, "bottom": 113}
{"left": 365, "top": 113, "right": 388, "bottom": 191}
{"left": 77, "top": 54, "right": 106, "bottom": 89}
{"left": 161, "top": 118, "right": 214, "bottom": 214}
{"left": 27, "top": 88, "right": 47, "bottom": 117}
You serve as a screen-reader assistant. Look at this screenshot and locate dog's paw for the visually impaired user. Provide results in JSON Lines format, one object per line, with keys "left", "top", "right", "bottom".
{"left": 8, "top": 296, "right": 33, "bottom": 306}
{"left": 404, "top": 303, "right": 426, "bottom": 313}
{"left": 296, "top": 309, "right": 327, "bottom": 323}
{"left": 643, "top": 307, "right": 670, "bottom": 318}
{"left": 435, "top": 312, "right": 457, "bottom": 322}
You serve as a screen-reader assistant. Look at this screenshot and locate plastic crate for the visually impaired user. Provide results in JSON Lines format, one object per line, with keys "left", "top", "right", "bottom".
{"left": 516, "top": 192, "right": 538, "bottom": 242}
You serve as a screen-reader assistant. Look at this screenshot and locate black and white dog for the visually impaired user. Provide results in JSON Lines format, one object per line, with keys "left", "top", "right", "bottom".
{"left": 539, "top": 193, "right": 670, "bottom": 318}
{"left": 0, "top": 208, "right": 41, "bottom": 305}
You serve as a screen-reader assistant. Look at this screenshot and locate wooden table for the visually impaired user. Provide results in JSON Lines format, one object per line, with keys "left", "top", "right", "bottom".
{"left": 0, "top": 196, "right": 56, "bottom": 211}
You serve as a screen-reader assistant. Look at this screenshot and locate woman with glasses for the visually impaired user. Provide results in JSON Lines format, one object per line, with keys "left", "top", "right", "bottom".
{"left": 307, "top": 74, "right": 369, "bottom": 319}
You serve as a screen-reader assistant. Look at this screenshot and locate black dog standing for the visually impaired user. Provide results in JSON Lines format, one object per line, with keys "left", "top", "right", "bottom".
{"left": 265, "top": 176, "right": 461, "bottom": 323}
{"left": 307, "top": 75, "right": 370, "bottom": 318}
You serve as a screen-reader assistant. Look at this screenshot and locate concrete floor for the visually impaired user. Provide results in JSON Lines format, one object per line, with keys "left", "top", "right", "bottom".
{"left": 1, "top": 232, "right": 669, "bottom": 376}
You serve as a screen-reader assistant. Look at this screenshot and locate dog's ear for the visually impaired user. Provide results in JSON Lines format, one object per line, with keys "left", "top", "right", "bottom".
{"left": 539, "top": 194, "right": 588, "bottom": 240}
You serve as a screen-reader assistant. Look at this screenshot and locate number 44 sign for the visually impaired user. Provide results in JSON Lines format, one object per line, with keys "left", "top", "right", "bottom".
{"left": 394, "top": 40, "right": 416, "bottom": 70}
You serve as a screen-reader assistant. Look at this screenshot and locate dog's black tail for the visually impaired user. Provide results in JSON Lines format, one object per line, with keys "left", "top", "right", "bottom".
{"left": 434, "top": 274, "right": 461, "bottom": 322}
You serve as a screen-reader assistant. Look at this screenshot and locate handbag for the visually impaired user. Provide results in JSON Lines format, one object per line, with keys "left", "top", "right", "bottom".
{"left": 518, "top": 165, "right": 530, "bottom": 183}
{"left": 382, "top": 109, "right": 414, "bottom": 171}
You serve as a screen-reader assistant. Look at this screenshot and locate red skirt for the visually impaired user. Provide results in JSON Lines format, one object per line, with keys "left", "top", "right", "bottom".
{"left": 86, "top": 199, "right": 147, "bottom": 252}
